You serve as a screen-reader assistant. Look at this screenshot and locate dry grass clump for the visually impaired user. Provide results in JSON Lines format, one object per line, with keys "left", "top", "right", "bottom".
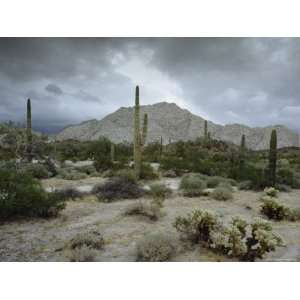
{"left": 136, "top": 233, "right": 175, "bottom": 261}
{"left": 211, "top": 187, "right": 233, "bottom": 201}
{"left": 65, "top": 245, "right": 98, "bottom": 262}
{"left": 64, "top": 230, "right": 104, "bottom": 262}
{"left": 66, "top": 231, "right": 105, "bottom": 250}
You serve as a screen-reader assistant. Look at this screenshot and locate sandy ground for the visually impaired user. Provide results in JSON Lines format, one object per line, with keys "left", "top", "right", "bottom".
{"left": 1, "top": 177, "right": 300, "bottom": 262}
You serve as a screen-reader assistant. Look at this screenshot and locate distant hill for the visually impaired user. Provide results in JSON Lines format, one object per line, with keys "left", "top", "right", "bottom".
{"left": 56, "top": 102, "right": 300, "bottom": 150}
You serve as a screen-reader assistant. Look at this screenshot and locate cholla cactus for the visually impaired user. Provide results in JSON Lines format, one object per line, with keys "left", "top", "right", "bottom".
{"left": 26, "top": 98, "right": 33, "bottom": 162}
{"left": 269, "top": 130, "right": 277, "bottom": 187}
{"left": 133, "top": 86, "right": 148, "bottom": 179}
{"left": 240, "top": 134, "right": 246, "bottom": 150}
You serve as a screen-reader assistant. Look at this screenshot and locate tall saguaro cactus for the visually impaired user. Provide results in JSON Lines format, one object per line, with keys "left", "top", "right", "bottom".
{"left": 239, "top": 134, "right": 246, "bottom": 178}
{"left": 269, "top": 129, "right": 277, "bottom": 187}
{"left": 110, "top": 143, "right": 115, "bottom": 163}
{"left": 133, "top": 86, "right": 148, "bottom": 179}
{"left": 26, "top": 98, "right": 33, "bottom": 162}
{"left": 204, "top": 120, "right": 208, "bottom": 139}
{"left": 241, "top": 134, "right": 246, "bottom": 151}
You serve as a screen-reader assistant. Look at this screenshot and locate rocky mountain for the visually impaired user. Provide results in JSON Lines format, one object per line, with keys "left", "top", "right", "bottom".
{"left": 56, "top": 102, "right": 300, "bottom": 150}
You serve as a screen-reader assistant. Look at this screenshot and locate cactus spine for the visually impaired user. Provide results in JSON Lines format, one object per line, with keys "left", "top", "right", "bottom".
{"left": 133, "top": 86, "right": 148, "bottom": 179}
{"left": 26, "top": 98, "right": 32, "bottom": 162}
{"left": 269, "top": 129, "right": 277, "bottom": 187}
{"left": 204, "top": 120, "right": 208, "bottom": 139}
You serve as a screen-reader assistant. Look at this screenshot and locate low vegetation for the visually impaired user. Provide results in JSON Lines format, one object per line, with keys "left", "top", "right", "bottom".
{"left": 174, "top": 209, "right": 283, "bottom": 261}
{"left": 211, "top": 186, "right": 233, "bottom": 201}
{"left": 93, "top": 176, "right": 144, "bottom": 202}
{"left": 0, "top": 168, "right": 66, "bottom": 220}
{"left": 136, "top": 233, "right": 175, "bottom": 261}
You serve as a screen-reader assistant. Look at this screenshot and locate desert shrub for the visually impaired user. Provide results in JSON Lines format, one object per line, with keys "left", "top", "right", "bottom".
{"left": 136, "top": 233, "right": 175, "bottom": 262}
{"left": 287, "top": 208, "right": 300, "bottom": 221}
{"left": 140, "top": 163, "right": 159, "bottom": 180}
{"left": 66, "top": 230, "right": 104, "bottom": 250}
{"left": 115, "top": 169, "right": 137, "bottom": 183}
{"left": 217, "top": 181, "right": 234, "bottom": 192}
{"left": 277, "top": 168, "right": 294, "bottom": 187}
{"left": 75, "top": 165, "right": 97, "bottom": 175}
{"left": 173, "top": 210, "right": 220, "bottom": 244}
{"left": 57, "top": 187, "right": 85, "bottom": 200}
{"left": 57, "top": 168, "right": 88, "bottom": 180}
{"left": 211, "top": 187, "right": 233, "bottom": 201}
{"left": 276, "top": 184, "right": 291, "bottom": 193}
{"left": 206, "top": 176, "right": 223, "bottom": 188}
{"left": 124, "top": 201, "right": 161, "bottom": 221}
{"left": 93, "top": 177, "right": 144, "bottom": 202}
{"left": 260, "top": 198, "right": 290, "bottom": 221}
{"left": 238, "top": 180, "right": 253, "bottom": 190}
{"left": 0, "top": 169, "right": 66, "bottom": 220}
{"left": 180, "top": 174, "right": 207, "bottom": 197}
{"left": 159, "top": 156, "right": 189, "bottom": 176}
{"left": 263, "top": 187, "right": 279, "bottom": 198}
{"left": 148, "top": 183, "right": 172, "bottom": 199}
{"left": 65, "top": 245, "right": 98, "bottom": 262}
{"left": 23, "top": 163, "right": 50, "bottom": 179}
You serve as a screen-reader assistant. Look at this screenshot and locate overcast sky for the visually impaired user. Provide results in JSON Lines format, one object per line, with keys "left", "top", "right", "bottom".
{"left": 1, "top": 37, "right": 300, "bottom": 133}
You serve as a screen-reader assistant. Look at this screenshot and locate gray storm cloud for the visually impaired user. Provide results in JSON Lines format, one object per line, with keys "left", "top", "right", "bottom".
{"left": 0, "top": 37, "right": 300, "bottom": 133}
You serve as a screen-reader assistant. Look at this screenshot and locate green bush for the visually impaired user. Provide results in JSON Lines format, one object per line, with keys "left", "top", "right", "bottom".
{"left": 140, "top": 163, "right": 159, "bottom": 180}
{"left": 217, "top": 181, "right": 234, "bottom": 192}
{"left": 0, "top": 169, "right": 66, "bottom": 220}
{"left": 148, "top": 183, "right": 172, "bottom": 199}
{"left": 57, "top": 168, "right": 88, "bottom": 180}
{"left": 206, "top": 176, "right": 223, "bottom": 188}
{"left": 115, "top": 169, "right": 137, "bottom": 184}
{"left": 136, "top": 233, "right": 175, "bottom": 261}
{"left": 75, "top": 165, "right": 97, "bottom": 175}
{"left": 238, "top": 180, "right": 253, "bottom": 190}
{"left": 93, "top": 177, "right": 144, "bottom": 202}
{"left": 211, "top": 187, "right": 233, "bottom": 201}
{"left": 23, "top": 163, "right": 50, "bottom": 179}
{"left": 180, "top": 174, "right": 207, "bottom": 197}
{"left": 173, "top": 210, "right": 220, "bottom": 244}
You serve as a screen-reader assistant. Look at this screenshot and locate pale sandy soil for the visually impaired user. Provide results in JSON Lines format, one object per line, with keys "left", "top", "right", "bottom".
{"left": 1, "top": 177, "right": 300, "bottom": 262}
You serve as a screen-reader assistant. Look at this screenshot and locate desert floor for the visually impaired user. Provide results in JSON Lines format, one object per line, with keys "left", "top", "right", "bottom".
{"left": 1, "top": 176, "right": 300, "bottom": 262}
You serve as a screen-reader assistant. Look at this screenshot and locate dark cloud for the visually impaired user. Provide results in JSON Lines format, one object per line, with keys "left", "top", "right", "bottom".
{"left": 1, "top": 37, "right": 300, "bottom": 133}
{"left": 45, "top": 84, "right": 63, "bottom": 95}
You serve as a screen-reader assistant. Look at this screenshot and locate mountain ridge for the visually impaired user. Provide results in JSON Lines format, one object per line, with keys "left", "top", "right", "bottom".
{"left": 56, "top": 101, "right": 300, "bottom": 150}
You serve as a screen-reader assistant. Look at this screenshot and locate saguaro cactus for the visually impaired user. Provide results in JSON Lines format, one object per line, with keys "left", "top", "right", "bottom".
{"left": 241, "top": 134, "right": 246, "bottom": 150}
{"left": 239, "top": 134, "right": 246, "bottom": 178}
{"left": 269, "top": 129, "right": 277, "bottom": 187}
{"left": 204, "top": 120, "right": 208, "bottom": 139}
{"left": 110, "top": 143, "right": 115, "bottom": 163}
{"left": 133, "top": 86, "right": 148, "bottom": 179}
{"left": 26, "top": 98, "right": 33, "bottom": 162}
{"left": 160, "top": 136, "right": 163, "bottom": 157}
